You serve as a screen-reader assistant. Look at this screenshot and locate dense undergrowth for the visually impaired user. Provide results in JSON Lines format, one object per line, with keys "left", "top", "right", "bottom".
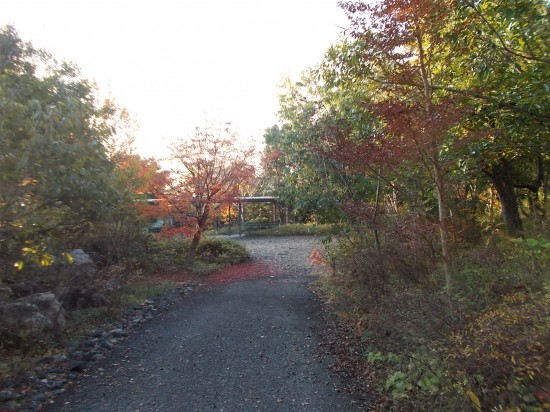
{"left": 314, "top": 227, "right": 550, "bottom": 411}
{"left": 0, "top": 236, "right": 249, "bottom": 386}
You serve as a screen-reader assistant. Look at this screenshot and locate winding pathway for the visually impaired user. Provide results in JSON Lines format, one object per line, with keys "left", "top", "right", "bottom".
{"left": 42, "top": 236, "right": 365, "bottom": 411}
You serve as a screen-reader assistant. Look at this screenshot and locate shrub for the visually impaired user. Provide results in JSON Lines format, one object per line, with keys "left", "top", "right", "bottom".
{"left": 454, "top": 235, "right": 550, "bottom": 311}
{"left": 195, "top": 238, "right": 249, "bottom": 265}
{"left": 141, "top": 236, "right": 249, "bottom": 274}
{"left": 317, "top": 228, "right": 550, "bottom": 411}
{"left": 450, "top": 291, "right": 550, "bottom": 411}
{"left": 140, "top": 237, "right": 191, "bottom": 273}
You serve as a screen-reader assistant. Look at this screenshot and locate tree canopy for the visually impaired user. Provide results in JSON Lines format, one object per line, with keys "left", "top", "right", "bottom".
{"left": 163, "top": 124, "right": 255, "bottom": 264}
{"left": 0, "top": 25, "right": 146, "bottom": 274}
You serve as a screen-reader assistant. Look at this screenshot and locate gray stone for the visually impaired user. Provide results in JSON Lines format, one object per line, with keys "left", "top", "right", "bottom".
{"left": 58, "top": 287, "right": 108, "bottom": 310}
{"left": 2, "top": 400, "right": 18, "bottom": 410}
{"left": 110, "top": 328, "right": 128, "bottom": 338}
{"left": 31, "top": 393, "right": 47, "bottom": 402}
{"left": 52, "top": 354, "right": 68, "bottom": 363}
{"left": 10, "top": 281, "right": 35, "bottom": 298}
{"left": 68, "top": 361, "right": 85, "bottom": 373}
{"left": 0, "top": 287, "right": 13, "bottom": 302}
{"left": 99, "top": 339, "right": 114, "bottom": 350}
{"left": 0, "top": 293, "right": 66, "bottom": 337}
{"left": 92, "top": 353, "right": 105, "bottom": 361}
{"left": 70, "top": 249, "right": 93, "bottom": 265}
{"left": 0, "top": 389, "right": 15, "bottom": 402}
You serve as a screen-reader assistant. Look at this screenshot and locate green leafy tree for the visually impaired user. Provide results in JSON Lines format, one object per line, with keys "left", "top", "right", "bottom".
{"left": 0, "top": 26, "right": 134, "bottom": 274}
{"left": 446, "top": 0, "right": 550, "bottom": 236}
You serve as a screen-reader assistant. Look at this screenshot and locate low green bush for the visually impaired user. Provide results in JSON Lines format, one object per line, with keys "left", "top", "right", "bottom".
{"left": 141, "top": 236, "right": 249, "bottom": 274}
{"left": 195, "top": 238, "right": 249, "bottom": 265}
{"left": 454, "top": 235, "right": 550, "bottom": 311}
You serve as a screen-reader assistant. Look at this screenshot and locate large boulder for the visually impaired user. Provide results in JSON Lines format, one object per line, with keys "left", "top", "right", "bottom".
{"left": 0, "top": 292, "right": 66, "bottom": 338}
{"left": 69, "top": 249, "right": 97, "bottom": 280}
{"left": 10, "top": 281, "right": 36, "bottom": 298}
{"left": 58, "top": 286, "right": 109, "bottom": 310}
{"left": 0, "top": 287, "right": 13, "bottom": 303}
{"left": 58, "top": 249, "right": 108, "bottom": 309}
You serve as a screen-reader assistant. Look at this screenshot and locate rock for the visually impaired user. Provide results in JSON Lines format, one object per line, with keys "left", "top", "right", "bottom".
{"left": 58, "top": 287, "right": 108, "bottom": 310}
{"left": 31, "top": 393, "right": 48, "bottom": 402}
{"left": 2, "top": 400, "right": 18, "bottom": 410}
{"left": 10, "top": 281, "right": 36, "bottom": 298}
{"left": 70, "top": 249, "right": 93, "bottom": 265}
{"left": 0, "top": 389, "right": 15, "bottom": 402}
{"left": 0, "top": 287, "right": 13, "bottom": 302}
{"left": 110, "top": 328, "right": 128, "bottom": 338}
{"left": 63, "top": 249, "right": 97, "bottom": 286}
{"left": 92, "top": 353, "right": 105, "bottom": 361}
{"left": 52, "top": 354, "right": 68, "bottom": 363}
{"left": 99, "top": 339, "right": 115, "bottom": 350}
{"left": 68, "top": 361, "right": 85, "bottom": 373}
{"left": 0, "top": 293, "right": 66, "bottom": 338}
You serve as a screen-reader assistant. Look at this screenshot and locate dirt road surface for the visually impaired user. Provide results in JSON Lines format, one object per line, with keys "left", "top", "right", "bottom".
{"left": 42, "top": 236, "right": 366, "bottom": 411}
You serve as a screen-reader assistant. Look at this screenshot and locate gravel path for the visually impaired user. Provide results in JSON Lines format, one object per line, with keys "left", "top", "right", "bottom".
{"left": 41, "top": 236, "right": 365, "bottom": 412}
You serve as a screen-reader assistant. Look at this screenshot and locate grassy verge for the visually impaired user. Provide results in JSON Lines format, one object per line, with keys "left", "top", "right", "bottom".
{"left": 244, "top": 223, "right": 334, "bottom": 237}
{"left": 315, "top": 233, "right": 550, "bottom": 411}
{"left": 206, "top": 223, "right": 335, "bottom": 237}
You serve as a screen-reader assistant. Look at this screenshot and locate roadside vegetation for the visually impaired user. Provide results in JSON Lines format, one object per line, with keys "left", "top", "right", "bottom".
{"left": 260, "top": 1, "right": 549, "bottom": 410}
{"left": 1, "top": 0, "right": 549, "bottom": 409}
{"left": 0, "top": 25, "right": 252, "bottom": 389}
{"left": 208, "top": 222, "right": 334, "bottom": 237}
{"left": 0, "top": 235, "right": 248, "bottom": 385}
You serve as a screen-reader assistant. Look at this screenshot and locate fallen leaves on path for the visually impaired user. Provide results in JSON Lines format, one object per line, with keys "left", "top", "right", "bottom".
{"left": 206, "top": 260, "right": 277, "bottom": 285}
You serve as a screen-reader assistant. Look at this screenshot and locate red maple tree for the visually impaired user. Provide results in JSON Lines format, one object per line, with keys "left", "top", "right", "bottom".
{"left": 164, "top": 125, "right": 255, "bottom": 265}
{"left": 334, "top": 0, "right": 463, "bottom": 293}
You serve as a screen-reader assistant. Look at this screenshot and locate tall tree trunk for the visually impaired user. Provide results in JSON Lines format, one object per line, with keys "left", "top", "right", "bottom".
{"left": 434, "top": 156, "right": 453, "bottom": 295}
{"left": 186, "top": 232, "right": 201, "bottom": 266}
{"left": 484, "top": 158, "right": 523, "bottom": 237}
{"left": 373, "top": 167, "right": 382, "bottom": 251}
{"left": 417, "top": 32, "right": 453, "bottom": 295}
{"left": 186, "top": 205, "right": 210, "bottom": 266}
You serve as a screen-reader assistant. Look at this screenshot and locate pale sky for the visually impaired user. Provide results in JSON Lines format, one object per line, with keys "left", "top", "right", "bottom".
{"left": 2, "top": 0, "right": 348, "bottom": 158}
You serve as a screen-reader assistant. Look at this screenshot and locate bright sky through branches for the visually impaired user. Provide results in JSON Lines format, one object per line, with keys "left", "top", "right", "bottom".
{"left": 2, "top": 0, "right": 347, "bottom": 158}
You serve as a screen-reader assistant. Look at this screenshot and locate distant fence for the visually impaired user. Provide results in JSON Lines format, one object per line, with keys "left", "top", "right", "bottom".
{"left": 243, "top": 221, "right": 281, "bottom": 231}
{"left": 215, "top": 220, "right": 283, "bottom": 236}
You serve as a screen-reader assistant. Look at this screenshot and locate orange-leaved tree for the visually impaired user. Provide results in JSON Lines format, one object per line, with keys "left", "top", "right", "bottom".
{"left": 166, "top": 124, "right": 255, "bottom": 265}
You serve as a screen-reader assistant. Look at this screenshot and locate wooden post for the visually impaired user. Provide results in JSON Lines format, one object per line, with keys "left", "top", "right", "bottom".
{"left": 238, "top": 201, "right": 243, "bottom": 237}
{"left": 228, "top": 205, "right": 232, "bottom": 236}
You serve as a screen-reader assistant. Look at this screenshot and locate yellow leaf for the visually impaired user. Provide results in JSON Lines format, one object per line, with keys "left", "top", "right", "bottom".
{"left": 466, "top": 390, "right": 481, "bottom": 412}
{"left": 40, "top": 254, "right": 54, "bottom": 267}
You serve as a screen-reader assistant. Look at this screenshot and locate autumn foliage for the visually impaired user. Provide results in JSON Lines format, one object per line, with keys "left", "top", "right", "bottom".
{"left": 162, "top": 125, "right": 255, "bottom": 265}
{"left": 266, "top": 0, "right": 549, "bottom": 410}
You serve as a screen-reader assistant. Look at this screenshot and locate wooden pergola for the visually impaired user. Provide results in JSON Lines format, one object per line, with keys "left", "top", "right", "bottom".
{"left": 222, "top": 196, "right": 287, "bottom": 235}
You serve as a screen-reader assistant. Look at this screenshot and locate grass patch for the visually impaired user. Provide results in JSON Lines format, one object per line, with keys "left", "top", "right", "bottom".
{"left": 141, "top": 236, "right": 250, "bottom": 275}
{"left": 244, "top": 223, "right": 335, "bottom": 237}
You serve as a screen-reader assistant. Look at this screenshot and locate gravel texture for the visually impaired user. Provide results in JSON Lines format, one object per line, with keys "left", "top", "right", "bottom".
{"left": 28, "top": 236, "right": 366, "bottom": 411}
